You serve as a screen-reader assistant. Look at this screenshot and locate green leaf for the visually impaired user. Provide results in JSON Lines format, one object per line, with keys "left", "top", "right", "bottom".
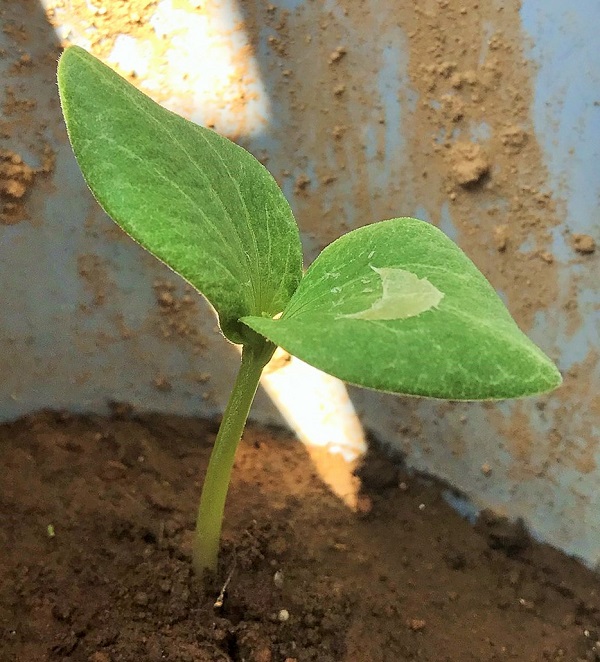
{"left": 57, "top": 46, "right": 302, "bottom": 344}
{"left": 243, "top": 218, "right": 562, "bottom": 400}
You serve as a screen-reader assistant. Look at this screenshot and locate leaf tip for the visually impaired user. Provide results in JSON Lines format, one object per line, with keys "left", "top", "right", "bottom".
{"left": 544, "top": 361, "right": 563, "bottom": 392}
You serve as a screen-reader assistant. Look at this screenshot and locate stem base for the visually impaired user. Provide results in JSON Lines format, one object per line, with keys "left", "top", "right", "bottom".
{"left": 193, "top": 341, "right": 274, "bottom": 576}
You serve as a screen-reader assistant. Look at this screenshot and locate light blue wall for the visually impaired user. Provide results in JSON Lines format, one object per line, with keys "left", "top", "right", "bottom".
{"left": 517, "top": 0, "right": 600, "bottom": 560}
{"left": 1, "top": 0, "right": 598, "bottom": 565}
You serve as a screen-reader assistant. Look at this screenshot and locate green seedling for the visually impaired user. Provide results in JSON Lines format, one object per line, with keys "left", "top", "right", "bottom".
{"left": 57, "top": 46, "right": 561, "bottom": 577}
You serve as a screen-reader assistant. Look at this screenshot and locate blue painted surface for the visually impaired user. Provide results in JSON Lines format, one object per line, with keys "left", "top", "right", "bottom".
{"left": 439, "top": 203, "right": 459, "bottom": 242}
{"left": 516, "top": 0, "right": 600, "bottom": 561}
{"left": 1, "top": 0, "right": 598, "bottom": 565}
{"left": 521, "top": 1, "right": 600, "bottom": 238}
{"left": 358, "top": 0, "right": 600, "bottom": 565}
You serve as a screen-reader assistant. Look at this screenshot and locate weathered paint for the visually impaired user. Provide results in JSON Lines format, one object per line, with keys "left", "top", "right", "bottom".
{"left": 0, "top": 0, "right": 598, "bottom": 565}
{"left": 516, "top": 0, "right": 600, "bottom": 561}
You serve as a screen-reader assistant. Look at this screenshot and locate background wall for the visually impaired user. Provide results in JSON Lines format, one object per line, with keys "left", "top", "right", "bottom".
{"left": 1, "top": 0, "right": 598, "bottom": 565}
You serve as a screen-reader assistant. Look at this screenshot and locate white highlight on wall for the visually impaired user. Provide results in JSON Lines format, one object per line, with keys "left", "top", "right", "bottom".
{"left": 44, "top": 0, "right": 270, "bottom": 138}
{"left": 262, "top": 348, "right": 367, "bottom": 463}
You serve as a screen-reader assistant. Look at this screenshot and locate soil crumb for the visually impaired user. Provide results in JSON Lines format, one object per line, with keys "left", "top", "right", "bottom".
{"left": 2, "top": 412, "right": 600, "bottom": 661}
{"left": 448, "top": 141, "right": 490, "bottom": 187}
{"left": 571, "top": 233, "right": 596, "bottom": 255}
{"left": 0, "top": 149, "right": 35, "bottom": 225}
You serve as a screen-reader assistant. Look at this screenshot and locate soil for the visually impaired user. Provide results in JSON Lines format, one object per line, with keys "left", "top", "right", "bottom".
{"left": 2, "top": 411, "right": 600, "bottom": 662}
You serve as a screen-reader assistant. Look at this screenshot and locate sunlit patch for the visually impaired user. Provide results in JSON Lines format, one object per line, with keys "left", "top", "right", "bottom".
{"left": 342, "top": 266, "right": 444, "bottom": 321}
{"left": 44, "top": 0, "right": 270, "bottom": 139}
{"left": 260, "top": 348, "right": 366, "bottom": 509}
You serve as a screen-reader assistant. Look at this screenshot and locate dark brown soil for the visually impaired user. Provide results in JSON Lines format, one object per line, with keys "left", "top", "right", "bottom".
{"left": 2, "top": 412, "right": 600, "bottom": 662}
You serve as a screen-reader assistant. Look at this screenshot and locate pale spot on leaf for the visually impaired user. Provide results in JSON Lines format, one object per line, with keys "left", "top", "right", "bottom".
{"left": 343, "top": 267, "right": 444, "bottom": 321}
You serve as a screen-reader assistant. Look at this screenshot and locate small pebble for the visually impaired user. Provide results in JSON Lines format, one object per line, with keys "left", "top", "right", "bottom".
{"left": 408, "top": 618, "right": 426, "bottom": 631}
{"left": 273, "top": 570, "right": 284, "bottom": 588}
{"left": 278, "top": 609, "right": 290, "bottom": 622}
{"left": 572, "top": 233, "right": 596, "bottom": 255}
{"left": 133, "top": 591, "right": 149, "bottom": 607}
{"left": 88, "top": 653, "right": 111, "bottom": 662}
{"left": 329, "top": 46, "right": 346, "bottom": 63}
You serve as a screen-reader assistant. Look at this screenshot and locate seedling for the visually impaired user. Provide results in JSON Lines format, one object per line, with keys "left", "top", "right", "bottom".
{"left": 57, "top": 47, "right": 561, "bottom": 577}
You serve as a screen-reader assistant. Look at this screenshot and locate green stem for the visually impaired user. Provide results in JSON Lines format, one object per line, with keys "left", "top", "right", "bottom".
{"left": 193, "top": 341, "right": 274, "bottom": 576}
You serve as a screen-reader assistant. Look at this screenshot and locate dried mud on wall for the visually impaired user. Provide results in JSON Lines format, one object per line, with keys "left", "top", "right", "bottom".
{"left": 43, "top": 0, "right": 581, "bottom": 321}
{"left": 0, "top": 3, "right": 56, "bottom": 227}
{"left": 242, "top": 0, "right": 565, "bottom": 325}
